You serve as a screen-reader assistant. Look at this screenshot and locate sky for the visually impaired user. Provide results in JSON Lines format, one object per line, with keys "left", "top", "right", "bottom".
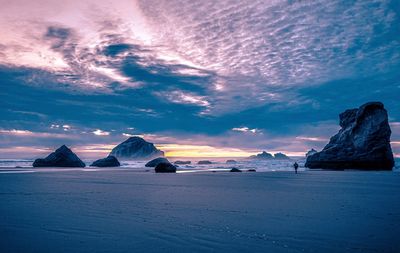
{"left": 0, "top": 0, "right": 399, "bottom": 159}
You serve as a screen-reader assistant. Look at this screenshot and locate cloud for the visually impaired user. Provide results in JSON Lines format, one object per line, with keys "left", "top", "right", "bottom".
{"left": 0, "top": 0, "right": 399, "bottom": 158}
{"left": 92, "top": 129, "right": 110, "bottom": 136}
{"left": 232, "top": 127, "right": 261, "bottom": 134}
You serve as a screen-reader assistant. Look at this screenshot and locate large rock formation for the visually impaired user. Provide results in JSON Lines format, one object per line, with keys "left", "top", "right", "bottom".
{"left": 249, "top": 151, "right": 274, "bottom": 159}
{"left": 33, "top": 145, "right": 85, "bottom": 167}
{"left": 155, "top": 162, "right": 177, "bottom": 173}
{"left": 110, "top": 137, "right": 164, "bottom": 160}
{"left": 305, "top": 102, "right": 394, "bottom": 170}
{"left": 145, "top": 157, "right": 169, "bottom": 167}
{"left": 91, "top": 156, "right": 120, "bottom": 167}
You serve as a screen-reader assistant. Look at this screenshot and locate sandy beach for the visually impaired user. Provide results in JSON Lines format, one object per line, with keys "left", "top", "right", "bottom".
{"left": 1, "top": 169, "right": 399, "bottom": 253}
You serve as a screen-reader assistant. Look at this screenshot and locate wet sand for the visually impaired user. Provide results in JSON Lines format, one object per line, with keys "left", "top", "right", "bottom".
{"left": 1, "top": 169, "right": 399, "bottom": 253}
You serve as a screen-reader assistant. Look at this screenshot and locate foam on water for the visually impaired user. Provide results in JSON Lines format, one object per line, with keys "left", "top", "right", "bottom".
{"left": 1, "top": 158, "right": 398, "bottom": 174}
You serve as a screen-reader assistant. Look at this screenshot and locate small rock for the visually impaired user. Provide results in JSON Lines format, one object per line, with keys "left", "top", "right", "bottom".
{"left": 198, "top": 160, "right": 212, "bottom": 165}
{"left": 155, "top": 162, "right": 177, "bottom": 173}
{"left": 226, "top": 159, "right": 237, "bottom": 164}
{"left": 145, "top": 157, "right": 169, "bottom": 167}
{"left": 91, "top": 156, "right": 120, "bottom": 167}
{"left": 174, "top": 160, "right": 191, "bottom": 165}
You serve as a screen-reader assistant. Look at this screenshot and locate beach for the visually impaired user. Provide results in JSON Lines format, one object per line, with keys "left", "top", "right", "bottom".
{"left": 1, "top": 169, "right": 399, "bottom": 253}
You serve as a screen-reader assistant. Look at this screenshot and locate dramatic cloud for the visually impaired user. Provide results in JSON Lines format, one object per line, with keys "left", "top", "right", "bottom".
{"left": 0, "top": 0, "right": 399, "bottom": 157}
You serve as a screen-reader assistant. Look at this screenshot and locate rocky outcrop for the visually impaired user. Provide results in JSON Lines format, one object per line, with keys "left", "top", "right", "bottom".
{"left": 145, "top": 157, "right": 169, "bottom": 167}
{"left": 90, "top": 156, "right": 120, "bottom": 167}
{"left": 226, "top": 159, "right": 237, "bottom": 164}
{"left": 305, "top": 102, "right": 394, "bottom": 170}
{"left": 33, "top": 145, "right": 85, "bottom": 167}
{"left": 174, "top": 160, "right": 191, "bottom": 165}
{"left": 155, "top": 162, "right": 177, "bottom": 173}
{"left": 230, "top": 168, "right": 242, "bottom": 172}
{"left": 198, "top": 160, "right": 212, "bottom": 165}
{"left": 274, "top": 152, "right": 290, "bottom": 160}
{"left": 305, "top": 149, "right": 318, "bottom": 157}
{"left": 110, "top": 137, "right": 164, "bottom": 160}
{"left": 249, "top": 151, "right": 274, "bottom": 159}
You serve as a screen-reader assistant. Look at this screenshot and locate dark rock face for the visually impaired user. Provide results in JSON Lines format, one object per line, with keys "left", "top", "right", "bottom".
{"left": 305, "top": 102, "right": 394, "bottom": 170}
{"left": 247, "top": 169, "right": 257, "bottom": 172}
{"left": 198, "top": 160, "right": 212, "bottom": 165}
{"left": 91, "top": 156, "right": 120, "bottom": 167}
{"left": 145, "top": 157, "right": 169, "bottom": 167}
{"left": 250, "top": 151, "right": 274, "bottom": 159}
{"left": 306, "top": 149, "right": 318, "bottom": 157}
{"left": 174, "top": 160, "right": 191, "bottom": 165}
{"left": 226, "top": 159, "right": 237, "bottom": 164}
{"left": 155, "top": 162, "right": 177, "bottom": 173}
{"left": 274, "top": 152, "right": 290, "bottom": 160}
{"left": 33, "top": 145, "right": 85, "bottom": 167}
{"left": 230, "top": 168, "right": 242, "bottom": 172}
{"left": 110, "top": 137, "right": 164, "bottom": 160}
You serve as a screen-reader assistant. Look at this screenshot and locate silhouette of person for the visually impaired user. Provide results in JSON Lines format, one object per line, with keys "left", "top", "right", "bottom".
{"left": 293, "top": 162, "right": 299, "bottom": 174}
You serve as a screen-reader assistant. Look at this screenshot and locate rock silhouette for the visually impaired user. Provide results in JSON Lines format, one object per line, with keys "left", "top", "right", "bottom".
{"left": 249, "top": 151, "right": 273, "bottom": 159}
{"left": 145, "top": 157, "right": 169, "bottom": 167}
{"left": 305, "top": 102, "right": 394, "bottom": 170}
{"left": 155, "top": 162, "right": 177, "bottom": 173}
{"left": 226, "top": 160, "right": 237, "bottom": 164}
{"left": 91, "top": 156, "right": 120, "bottom": 167}
{"left": 174, "top": 160, "right": 191, "bottom": 165}
{"left": 33, "top": 145, "right": 85, "bottom": 167}
{"left": 306, "top": 149, "right": 318, "bottom": 157}
{"left": 274, "top": 152, "right": 290, "bottom": 159}
{"left": 198, "top": 160, "right": 212, "bottom": 165}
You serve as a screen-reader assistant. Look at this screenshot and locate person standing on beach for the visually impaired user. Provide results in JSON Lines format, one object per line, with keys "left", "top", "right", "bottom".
{"left": 293, "top": 162, "right": 299, "bottom": 174}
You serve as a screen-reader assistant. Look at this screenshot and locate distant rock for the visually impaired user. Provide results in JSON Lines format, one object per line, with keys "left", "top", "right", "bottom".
{"left": 174, "top": 160, "right": 191, "bottom": 165}
{"left": 249, "top": 151, "right": 274, "bottom": 159}
{"left": 226, "top": 159, "right": 237, "bottom": 164}
{"left": 110, "top": 136, "right": 164, "bottom": 160}
{"left": 274, "top": 152, "right": 290, "bottom": 160}
{"left": 198, "top": 160, "right": 213, "bottom": 165}
{"left": 145, "top": 157, "right": 169, "bottom": 167}
{"left": 33, "top": 145, "right": 85, "bottom": 167}
{"left": 230, "top": 168, "right": 242, "bottom": 172}
{"left": 247, "top": 169, "right": 256, "bottom": 172}
{"left": 155, "top": 162, "right": 177, "bottom": 173}
{"left": 91, "top": 156, "right": 120, "bottom": 167}
{"left": 305, "top": 102, "right": 394, "bottom": 170}
{"left": 305, "top": 149, "right": 318, "bottom": 157}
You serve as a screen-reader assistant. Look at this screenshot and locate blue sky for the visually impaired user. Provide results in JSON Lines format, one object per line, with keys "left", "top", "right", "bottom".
{"left": 0, "top": 0, "right": 399, "bottom": 158}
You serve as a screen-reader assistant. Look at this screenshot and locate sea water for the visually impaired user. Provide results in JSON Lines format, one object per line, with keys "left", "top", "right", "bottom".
{"left": 1, "top": 158, "right": 399, "bottom": 173}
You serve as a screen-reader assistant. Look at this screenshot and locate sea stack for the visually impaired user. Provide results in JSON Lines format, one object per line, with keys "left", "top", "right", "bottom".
{"left": 305, "top": 102, "right": 394, "bottom": 170}
{"left": 33, "top": 145, "right": 85, "bottom": 167}
{"left": 273, "top": 152, "right": 290, "bottom": 159}
{"left": 249, "top": 151, "right": 274, "bottom": 159}
{"left": 110, "top": 136, "right": 164, "bottom": 160}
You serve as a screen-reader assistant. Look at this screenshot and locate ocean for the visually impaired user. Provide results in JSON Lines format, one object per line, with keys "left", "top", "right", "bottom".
{"left": 1, "top": 157, "right": 399, "bottom": 173}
